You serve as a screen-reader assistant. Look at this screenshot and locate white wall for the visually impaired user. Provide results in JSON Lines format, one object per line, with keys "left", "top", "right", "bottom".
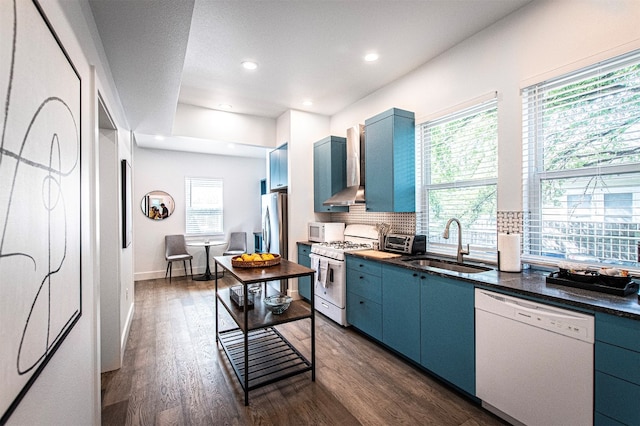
{"left": 173, "top": 103, "right": 277, "bottom": 148}
{"left": 117, "top": 130, "right": 135, "bottom": 364}
{"left": 133, "top": 145, "right": 266, "bottom": 280}
{"left": 274, "top": 110, "right": 330, "bottom": 297}
{"left": 98, "top": 124, "right": 134, "bottom": 374}
{"left": 330, "top": 0, "right": 640, "bottom": 212}
{"left": 6, "top": 1, "right": 135, "bottom": 424}
{"left": 7, "top": 0, "right": 127, "bottom": 425}
{"left": 98, "top": 127, "right": 120, "bottom": 372}
{"left": 288, "top": 111, "right": 330, "bottom": 251}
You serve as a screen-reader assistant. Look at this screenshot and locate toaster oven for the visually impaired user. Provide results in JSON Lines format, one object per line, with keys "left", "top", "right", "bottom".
{"left": 383, "top": 234, "right": 427, "bottom": 254}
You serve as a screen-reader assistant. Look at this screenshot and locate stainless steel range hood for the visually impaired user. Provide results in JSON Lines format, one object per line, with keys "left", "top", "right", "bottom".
{"left": 323, "top": 124, "right": 365, "bottom": 206}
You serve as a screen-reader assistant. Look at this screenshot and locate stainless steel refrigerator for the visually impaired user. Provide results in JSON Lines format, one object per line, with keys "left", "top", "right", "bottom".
{"left": 261, "top": 192, "right": 288, "bottom": 256}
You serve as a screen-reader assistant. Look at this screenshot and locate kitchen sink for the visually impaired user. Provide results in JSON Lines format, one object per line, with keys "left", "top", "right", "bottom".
{"left": 404, "top": 257, "right": 492, "bottom": 274}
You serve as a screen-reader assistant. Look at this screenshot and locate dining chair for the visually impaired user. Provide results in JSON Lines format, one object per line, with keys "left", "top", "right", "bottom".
{"left": 165, "top": 234, "right": 193, "bottom": 282}
{"left": 222, "top": 232, "right": 247, "bottom": 276}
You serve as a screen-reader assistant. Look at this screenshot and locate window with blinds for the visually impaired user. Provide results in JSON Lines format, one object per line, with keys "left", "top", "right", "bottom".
{"left": 522, "top": 49, "right": 640, "bottom": 268}
{"left": 185, "top": 177, "right": 223, "bottom": 235}
{"left": 416, "top": 98, "right": 498, "bottom": 258}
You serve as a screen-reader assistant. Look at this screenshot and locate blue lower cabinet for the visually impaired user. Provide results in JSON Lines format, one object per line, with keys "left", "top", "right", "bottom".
{"left": 595, "top": 371, "right": 640, "bottom": 425}
{"left": 346, "top": 256, "right": 382, "bottom": 339}
{"left": 382, "top": 265, "right": 421, "bottom": 363}
{"left": 595, "top": 313, "right": 640, "bottom": 425}
{"left": 594, "top": 411, "right": 625, "bottom": 426}
{"left": 420, "top": 276, "right": 475, "bottom": 395}
{"left": 297, "top": 244, "right": 311, "bottom": 301}
{"left": 346, "top": 292, "right": 382, "bottom": 340}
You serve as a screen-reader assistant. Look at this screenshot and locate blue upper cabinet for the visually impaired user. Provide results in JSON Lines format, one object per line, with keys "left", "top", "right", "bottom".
{"left": 364, "top": 108, "right": 415, "bottom": 212}
{"left": 314, "top": 136, "right": 348, "bottom": 212}
{"left": 269, "top": 143, "right": 288, "bottom": 191}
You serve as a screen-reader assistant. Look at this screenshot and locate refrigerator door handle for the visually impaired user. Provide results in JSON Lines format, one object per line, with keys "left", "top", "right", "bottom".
{"left": 263, "top": 206, "right": 271, "bottom": 253}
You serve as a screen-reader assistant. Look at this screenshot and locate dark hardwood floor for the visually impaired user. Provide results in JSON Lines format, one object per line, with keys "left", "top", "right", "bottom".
{"left": 101, "top": 276, "right": 506, "bottom": 425}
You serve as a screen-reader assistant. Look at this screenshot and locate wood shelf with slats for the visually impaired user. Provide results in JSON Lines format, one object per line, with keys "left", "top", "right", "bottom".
{"left": 218, "top": 327, "right": 312, "bottom": 391}
{"left": 217, "top": 286, "right": 312, "bottom": 332}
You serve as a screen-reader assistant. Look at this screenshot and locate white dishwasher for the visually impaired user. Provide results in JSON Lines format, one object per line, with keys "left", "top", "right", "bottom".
{"left": 475, "top": 289, "right": 594, "bottom": 426}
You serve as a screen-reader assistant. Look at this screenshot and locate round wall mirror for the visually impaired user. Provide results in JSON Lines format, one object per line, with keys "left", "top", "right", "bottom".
{"left": 141, "top": 190, "right": 175, "bottom": 220}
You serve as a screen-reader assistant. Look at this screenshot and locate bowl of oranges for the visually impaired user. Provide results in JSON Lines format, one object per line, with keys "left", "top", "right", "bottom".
{"left": 231, "top": 252, "right": 281, "bottom": 268}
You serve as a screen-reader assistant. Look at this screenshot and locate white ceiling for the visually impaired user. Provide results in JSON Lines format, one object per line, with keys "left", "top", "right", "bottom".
{"left": 89, "top": 0, "right": 531, "bottom": 157}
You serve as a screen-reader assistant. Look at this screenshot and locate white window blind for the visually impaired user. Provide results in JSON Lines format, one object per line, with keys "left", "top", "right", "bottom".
{"left": 416, "top": 98, "right": 498, "bottom": 258}
{"left": 522, "top": 50, "right": 640, "bottom": 268}
{"left": 185, "top": 177, "right": 223, "bottom": 235}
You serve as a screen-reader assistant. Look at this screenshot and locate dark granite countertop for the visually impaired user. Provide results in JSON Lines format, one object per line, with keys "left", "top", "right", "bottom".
{"left": 346, "top": 250, "right": 640, "bottom": 320}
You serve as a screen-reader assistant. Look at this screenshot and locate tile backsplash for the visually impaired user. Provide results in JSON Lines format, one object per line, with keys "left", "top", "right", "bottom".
{"left": 330, "top": 206, "right": 526, "bottom": 238}
{"left": 330, "top": 205, "right": 416, "bottom": 234}
{"left": 497, "top": 211, "right": 525, "bottom": 235}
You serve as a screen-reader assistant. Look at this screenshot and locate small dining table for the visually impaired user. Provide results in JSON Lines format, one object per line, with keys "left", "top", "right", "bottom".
{"left": 187, "top": 240, "right": 227, "bottom": 281}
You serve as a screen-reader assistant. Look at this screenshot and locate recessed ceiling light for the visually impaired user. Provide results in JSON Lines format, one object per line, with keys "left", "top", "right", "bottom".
{"left": 218, "top": 103, "right": 232, "bottom": 110}
{"left": 302, "top": 100, "right": 313, "bottom": 106}
{"left": 154, "top": 135, "right": 165, "bottom": 141}
{"left": 364, "top": 53, "right": 379, "bottom": 62}
{"left": 242, "top": 61, "right": 258, "bottom": 70}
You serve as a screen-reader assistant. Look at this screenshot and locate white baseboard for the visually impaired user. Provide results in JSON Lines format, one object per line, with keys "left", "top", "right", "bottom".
{"left": 134, "top": 266, "right": 205, "bottom": 281}
{"left": 120, "top": 302, "right": 135, "bottom": 363}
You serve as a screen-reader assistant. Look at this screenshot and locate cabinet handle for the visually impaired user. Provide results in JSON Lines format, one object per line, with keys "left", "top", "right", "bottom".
{"left": 413, "top": 273, "right": 418, "bottom": 277}
{"left": 359, "top": 300, "right": 364, "bottom": 304}
{"left": 359, "top": 276, "right": 364, "bottom": 279}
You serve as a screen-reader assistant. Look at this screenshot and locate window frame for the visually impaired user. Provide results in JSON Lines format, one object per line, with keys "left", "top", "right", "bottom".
{"left": 522, "top": 50, "right": 640, "bottom": 270}
{"left": 416, "top": 97, "right": 499, "bottom": 260}
{"left": 184, "top": 176, "right": 224, "bottom": 236}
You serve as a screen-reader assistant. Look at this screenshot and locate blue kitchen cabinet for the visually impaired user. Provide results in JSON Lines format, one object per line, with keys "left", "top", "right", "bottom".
{"left": 313, "top": 136, "right": 348, "bottom": 212}
{"left": 382, "top": 265, "right": 421, "bottom": 363}
{"left": 421, "top": 276, "right": 475, "bottom": 395}
{"left": 297, "top": 243, "right": 312, "bottom": 301}
{"left": 364, "top": 108, "right": 415, "bottom": 212}
{"left": 346, "top": 257, "right": 382, "bottom": 340}
{"left": 594, "top": 313, "right": 640, "bottom": 426}
{"left": 269, "top": 143, "right": 288, "bottom": 191}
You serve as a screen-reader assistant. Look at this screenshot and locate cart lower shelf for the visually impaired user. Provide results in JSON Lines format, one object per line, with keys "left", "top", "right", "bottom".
{"left": 218, "top": 326, "right": 312, "bottom": 397}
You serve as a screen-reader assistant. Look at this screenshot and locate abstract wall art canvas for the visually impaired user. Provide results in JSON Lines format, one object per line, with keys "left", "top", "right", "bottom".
{"left": 0, "top": 0, "right": 81, "bottom": 423}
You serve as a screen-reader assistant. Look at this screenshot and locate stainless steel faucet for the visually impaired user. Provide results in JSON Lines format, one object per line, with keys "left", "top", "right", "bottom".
{"left": 443, "top": 218, "right": 469, "bottom": 263}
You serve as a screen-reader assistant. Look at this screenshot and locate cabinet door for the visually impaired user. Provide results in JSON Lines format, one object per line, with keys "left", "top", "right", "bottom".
{"left": 313, "top": 137, "right": 348, "bottom": 212}
{"left": 382, "top": 265, "right": 421, "bottom": 363}
{"left": 421, "top": 276, "right": 475, "bottom": 395}
{"left": 364, "top": 109, "right": 415, "bottom": 212}
{"left": 595, "top": 371, "right": 640, "bottom": 425}
{"left": 347, "top": 292, "right": 382, "bottom": 341}
{"left": 297, "top": 244, "right": 311, "bottom": 300}
{"left": 346, "top": 256, "right": 381, "bottom": 278}
{"left": 365, "top": 116, "right": 393, "bottom": 212}
{"left": 279, "top": 144, "right": 288, "bottom": 185}
{"left": 269, "top": 144, "right": 288, "bottom": 190}
{"left": 595, "top": 313, "right": 640, "bottom": 425}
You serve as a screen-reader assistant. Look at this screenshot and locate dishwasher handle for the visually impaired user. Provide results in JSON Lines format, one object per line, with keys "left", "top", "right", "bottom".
{"left": 475, "top": 289, "right": 594, "bottom": 343}
{"left": 506, "top": 298, "right": 586, "bottom": 321}
{"left": 480, "top": 290, "right": 587, "bottom": 320}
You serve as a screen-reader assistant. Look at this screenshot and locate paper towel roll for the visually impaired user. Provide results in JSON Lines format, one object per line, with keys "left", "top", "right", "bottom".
{"left": 498, "top": 233, "right": 521, "bottom": 272}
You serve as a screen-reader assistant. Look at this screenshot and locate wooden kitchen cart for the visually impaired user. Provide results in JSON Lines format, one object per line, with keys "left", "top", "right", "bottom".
{"left": 213, "top": 256, "right": 316, "bottom": 405}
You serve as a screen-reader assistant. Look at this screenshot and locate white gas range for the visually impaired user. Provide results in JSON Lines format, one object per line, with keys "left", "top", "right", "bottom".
{"left": 310, "top": 224, "right": 378, "bottom": 326}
